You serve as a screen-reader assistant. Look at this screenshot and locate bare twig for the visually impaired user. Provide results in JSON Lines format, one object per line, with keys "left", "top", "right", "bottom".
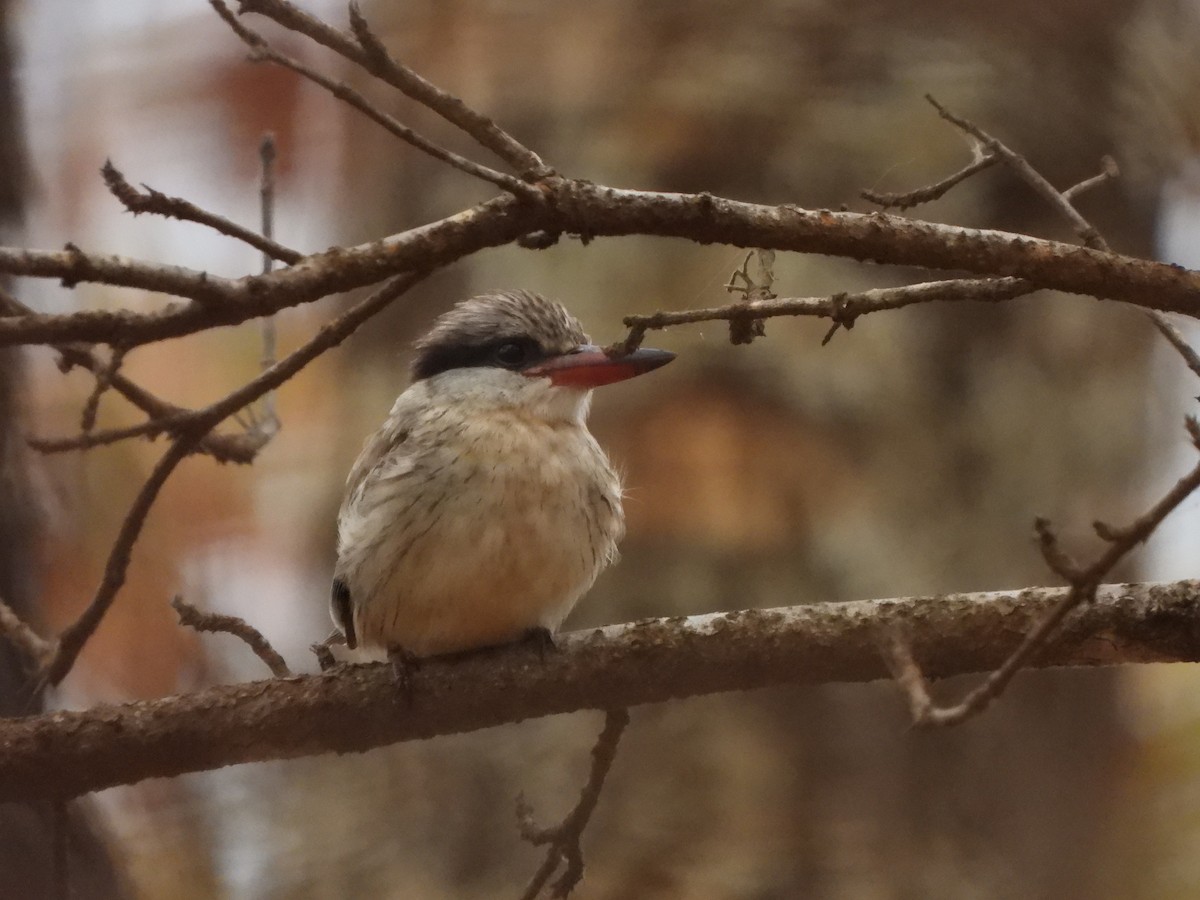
{"left": 927, "top": 98, "right": 1200, "bottom": 383}
{"left": 0, "top": 593, "right": 52, "bottom": 667}
{"left": 40, "top": 437, "right": 198, "bottom": 687}
{"left": 517, "top": 709, "right": 630, "bottom": 899}
{"left": 212, "top": 2, "right": 539, "bottom": 199}
{"left": 38, "top": 270, "right": 427, "bottom": 687}
{"left": 926, "top": 94, "right": 1109, "bottom": 252}
{"left": 862, "top": 152, "right": 1000, "bottom": 210}
{"left": 234, "top": 0, "right": 548, "bottom": 177}
{"left": 77, "top": 344, "right": 126, "bottom": 434}
{"left": 1062, "top": 155, "right": 1120, "bottom": 202}
{"left": 2, "top": 292, "right": 260, "bottom": 463}
{"left": 102, "top": 160, "right": 302, "bottom": 264}
{"left": 890, "top": 422, "right": 1200, "bottom": 726}
{"left": 171, "top": 596, "right": 292, "bottom": 678}
{"left": 255, "top": 134, "right": 281, "bottom": 436}
{"left": 617, "top": 277, "right": 1034, "bottom": 353}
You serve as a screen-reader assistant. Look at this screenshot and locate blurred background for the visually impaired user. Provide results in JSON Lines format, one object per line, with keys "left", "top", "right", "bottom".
{"left": 3, "top": 0, "right": 1200, "bottom": 897}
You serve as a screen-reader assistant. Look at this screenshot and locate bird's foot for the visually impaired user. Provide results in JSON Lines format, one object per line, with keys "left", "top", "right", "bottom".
{"left": 388, "top": 646, "right": 421, "bottom": 705}
{"left": 521, "top": 626, "right": 557, "bottom": 661}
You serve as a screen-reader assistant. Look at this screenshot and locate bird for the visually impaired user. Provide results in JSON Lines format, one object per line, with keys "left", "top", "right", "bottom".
{"left": 331, "top": 290, "right": 675, "bottom": 671}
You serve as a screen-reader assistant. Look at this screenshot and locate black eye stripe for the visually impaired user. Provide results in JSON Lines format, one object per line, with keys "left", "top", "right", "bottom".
{"left": 412, "top": 337, "right": 548, "bottom": 381}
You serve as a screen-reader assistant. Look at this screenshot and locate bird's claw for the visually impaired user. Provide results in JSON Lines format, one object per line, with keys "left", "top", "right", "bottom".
{"left": 521, "top": 626, "right": 557, "bottom": 661}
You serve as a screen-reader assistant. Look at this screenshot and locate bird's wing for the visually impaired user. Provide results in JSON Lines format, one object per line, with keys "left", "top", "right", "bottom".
{"left": 341, "top": 391, "right": 427, "bottom": 512}
{"left": 332, "top": 393, "right": 435, "bottom": 643}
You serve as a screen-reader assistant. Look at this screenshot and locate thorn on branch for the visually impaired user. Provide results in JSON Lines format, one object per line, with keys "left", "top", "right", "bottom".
{"left": 171, "top": 595, "right": 292, "bottom": 678}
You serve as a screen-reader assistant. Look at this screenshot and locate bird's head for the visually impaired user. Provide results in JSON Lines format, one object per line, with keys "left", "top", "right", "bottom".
{"left": 410, "top": 290, "right": 675, "bottom": 423}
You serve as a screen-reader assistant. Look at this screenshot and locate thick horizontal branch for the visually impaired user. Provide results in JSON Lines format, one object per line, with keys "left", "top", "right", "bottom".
{"left": 2, "top": 580, "right": 1198, "bottom": 802}
{"left": 2, "top": 181, "right": 1200, "bottom": 348}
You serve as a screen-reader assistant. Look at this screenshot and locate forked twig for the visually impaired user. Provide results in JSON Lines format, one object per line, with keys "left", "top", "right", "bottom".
{"left": 211, "top": 2, "right": 539, "bottom": 199}
{"left": 233, "top": 0, "right": 548, "bottom": 177}
{"left": 867, "top": 100, "right": 1200, "bottom": 725}
{"left": 888, "top": 423, "right": 1200, "bottom": 726}
{"left": 39, "top": 270, "right": 429, "bottom": 687}
{"left": 926, "top": 95, "right": 1200, "bottom": 382}
{"left": 517, "top": 709, "right": 630, "bottom": 899}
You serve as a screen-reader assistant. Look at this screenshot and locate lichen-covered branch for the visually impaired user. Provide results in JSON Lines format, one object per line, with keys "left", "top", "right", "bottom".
{"left": 2, "top": 580, "right": 1198, "bottom": 803}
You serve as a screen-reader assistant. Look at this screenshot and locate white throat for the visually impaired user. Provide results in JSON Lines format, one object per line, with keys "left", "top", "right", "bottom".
{"left": 422, "top": 367, "right": 593, "bottom": 425}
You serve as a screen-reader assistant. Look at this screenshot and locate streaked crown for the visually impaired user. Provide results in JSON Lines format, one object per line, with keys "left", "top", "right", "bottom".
{"left": 411, "top": 290, "right": 589, "bottom": 381}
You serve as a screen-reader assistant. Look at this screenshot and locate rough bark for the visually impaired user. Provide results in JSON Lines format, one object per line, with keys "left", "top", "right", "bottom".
{"left": 0, "top": 580, "right": 1196, "bottom": 804}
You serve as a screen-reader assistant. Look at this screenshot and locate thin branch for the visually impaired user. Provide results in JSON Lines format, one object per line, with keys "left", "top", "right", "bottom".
{"left": 1062, "top": 155, "right": 1120, "bottom": 202}
{"left": 517, "top": 709, "right": 630, "bottom": 899}
{"left": 1, "top": 291, "right": 259, "bottom": 463}
{"left": 171, "top": 596, "right": 292, "bottom": 678}
{"left": 38, "top": 271, "right": 427, "bottom": 687}
{"left": 235, "top": 0, "right": 549, "bottom": 177}
{"left": 862, "top": 152, "right": 1000, "bottom": 210}
{"left": 77, "top": 344, "right": 126, "bottom": 434}
{"left": 1148, "top": 311, "right": 1200, "bottom": 380}
{"left": 255, "top": 134, "right": 281, "bottom": 435}
{"left": 102, "top": 160, "right": 302, "bottom": 264}
{"left": 616, "top": 277, "right": 1034, "bottom": 353}
{"left": 40, "top": 437, "right": 198, "bottom": 687}
{"left": 212, "top": 2, "right": 539, "bottom": 199}
{"left": 0, "top": 593, "right": 52, "bottom": 667}
{"left": 890, "top": 423, "right": 1200, "bottom": 726}
{"left": 926, "top": 94, "right": 1109, "bottom": 251}
{"left": 29, "top": 418, "right": 206, "bottom": 455}
{"left": 4, "top": 579, "right": 1200, "bottom": 802}
{"left": 29, "top": 271, "right": 426, "bottom": 462}
{"left": 927, "top": 97, "right": 1200, "bottom": 383}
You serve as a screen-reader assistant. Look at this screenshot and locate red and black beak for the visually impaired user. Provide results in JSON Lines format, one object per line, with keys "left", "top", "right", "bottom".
{"left": 523, "top": 344, "right": 675, "bottom": 389}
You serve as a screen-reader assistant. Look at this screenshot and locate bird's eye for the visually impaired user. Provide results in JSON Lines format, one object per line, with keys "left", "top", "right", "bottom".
{"left": 493, "top": 341, "right": 530, "bottom": 367}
